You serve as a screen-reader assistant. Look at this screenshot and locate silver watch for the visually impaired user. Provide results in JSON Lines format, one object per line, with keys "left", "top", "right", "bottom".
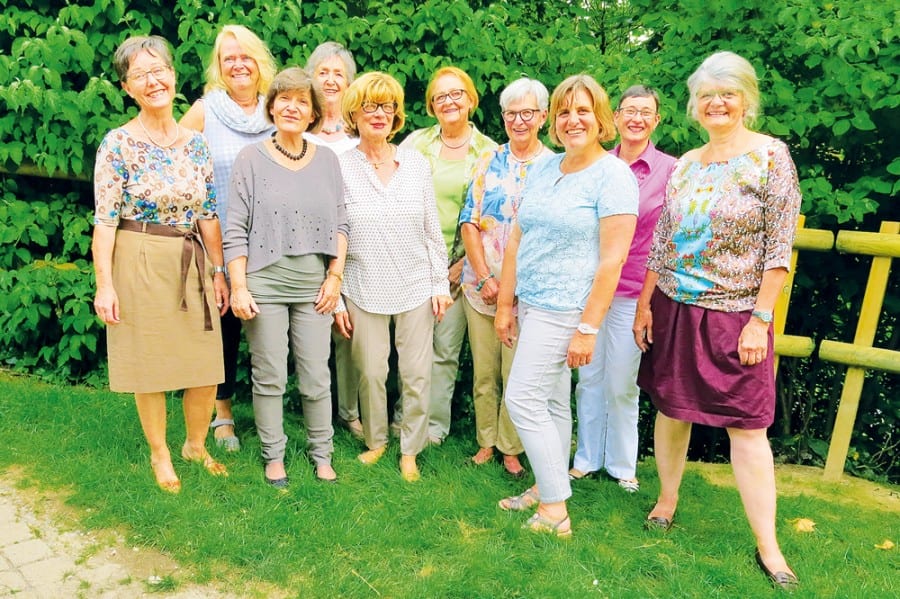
{"left": 577, "top": 322, "right": 599, "bottom": 335}
{"left": 751, "top": 309, "right": 773, "bottom": 323}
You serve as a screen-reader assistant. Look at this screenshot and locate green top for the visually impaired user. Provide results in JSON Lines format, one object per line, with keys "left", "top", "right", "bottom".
{"left": 247, "top": 254, "right": 325, "bottom": 304}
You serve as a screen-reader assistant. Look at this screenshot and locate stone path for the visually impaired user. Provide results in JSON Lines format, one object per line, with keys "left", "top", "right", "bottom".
{"left": 0, "top": 475, "right": 237, "bottom": 598}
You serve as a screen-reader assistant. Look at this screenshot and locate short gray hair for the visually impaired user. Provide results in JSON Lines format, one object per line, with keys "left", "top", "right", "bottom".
{"left": 618, "top": 85, "right": 661, "bottom": 111}
{"left": 686, "top": 51, "right": 760, "bottom": 127}
{"left": 264, "top": 67, "right": 325, "bottom": 133}
{"left": 113, "top": 35, "right": 173, "bottom": 82}
{"left": 305, "top": 42, "right": 357, "bottom": 85}
{"left": 500, "top": 77, "right": 550, "bottom": 111}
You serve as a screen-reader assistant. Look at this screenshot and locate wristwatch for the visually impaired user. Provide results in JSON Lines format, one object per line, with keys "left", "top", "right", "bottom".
{"left": 751, "top": 309, "right": 773, "bottom": 323}
{"left": 213, "top": 265, "right": 227, "bottom": 275}
{"left": 577, "top": 322, "right": 599, "bottom": 335}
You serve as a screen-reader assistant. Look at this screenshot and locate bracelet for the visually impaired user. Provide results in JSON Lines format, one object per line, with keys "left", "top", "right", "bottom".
{"left": 475, "top": 273, "right": 495, "bottom": 292}
{"left": 213, "top": 265, "right": 227, "bottom": 275}
{"left": 327, "top": 270, "right": 343, "bottom": 282}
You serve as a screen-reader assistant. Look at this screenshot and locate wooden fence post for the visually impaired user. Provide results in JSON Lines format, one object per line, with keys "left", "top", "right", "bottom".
{"left": 820, "top": 221, "right": 900, "bottom": 481}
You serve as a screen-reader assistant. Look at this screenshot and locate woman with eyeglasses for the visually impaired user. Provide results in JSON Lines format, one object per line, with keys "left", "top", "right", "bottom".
{"left": 224, "top": 67, "right": 347, "bottom": 487}
{"left": 458, "top": 77, "right": 555, "bottom": 479}
{"left": 396, "top": 67, "right": 496, "bottom": 446}
{"left": 494, "top": 75, "right": 638, "bottom": 537}
{"left": 336, "top": 72, "right": 451, "bottom": 482}
{"left": 634, "top": 52, "right": 800, "bottom": 589}
{"left": 93, "top": 35, "right": 229, "bottom": 493}
{"left": 180, "top": 24, "right": 278, "bottom": 453}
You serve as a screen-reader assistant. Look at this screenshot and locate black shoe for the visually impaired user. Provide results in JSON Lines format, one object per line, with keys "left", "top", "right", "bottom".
{"left": 755, "top": 550, "right": 799, "bottom": 591}
{"left": 265, "top": 475, "right": 289, "bottom": 489}
{"left": 644, "top": 514, "right": 674, "bottom": 531}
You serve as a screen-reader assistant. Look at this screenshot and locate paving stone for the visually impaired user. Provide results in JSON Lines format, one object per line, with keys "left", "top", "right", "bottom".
{"left": 0, "top": 521, "right": 32, "bottom": 546}
{"left": 0, "top": 569, "right": 28, "bottom": 594}
{"left": 3, "top": 539, "right": 53, "bottom": 567}
{"left": 19, "top": 555, "right": 77, "bottom": 587}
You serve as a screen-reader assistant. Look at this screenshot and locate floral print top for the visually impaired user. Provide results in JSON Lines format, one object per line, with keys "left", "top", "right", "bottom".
{"left": 458, "top": 143, "right": 555, "bottom": 316}
{"left": 647, "top": 139, "right": 801, "bottom": 312}
{"left": 93, "top": 128, "right": 217, "bottom": 228}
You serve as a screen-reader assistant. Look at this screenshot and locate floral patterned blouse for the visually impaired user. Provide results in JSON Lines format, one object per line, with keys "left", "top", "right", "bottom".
{"left": 93, "top": 128, "right": 217, "bottom": 228}
{"left": 458, "top": 143, "right": 555, "bottom": 316}
{"left": 647, "top": 139, "right": 801, "bottom": 312}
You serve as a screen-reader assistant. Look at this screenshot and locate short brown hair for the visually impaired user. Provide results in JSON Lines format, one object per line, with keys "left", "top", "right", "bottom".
{"left": 263, "top": 67, "right": 324, "bottom": 133}
{"left": 113, "top": 35, "right": 173, "bottom": 82}
{"left": 548, "top": 74, "right": 616, "bottom": 147}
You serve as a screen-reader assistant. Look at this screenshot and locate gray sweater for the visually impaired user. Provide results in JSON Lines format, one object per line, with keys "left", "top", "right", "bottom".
{"left": 224, "top": 142, "right": 348, "bottom": 273}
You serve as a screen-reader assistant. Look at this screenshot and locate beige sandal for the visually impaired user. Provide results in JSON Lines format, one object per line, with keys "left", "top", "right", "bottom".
{"left": 498, "top": 487, "right": 539, "bottom": 511}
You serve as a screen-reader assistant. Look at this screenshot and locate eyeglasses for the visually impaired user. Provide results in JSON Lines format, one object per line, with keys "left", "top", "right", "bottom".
{"left": 617, "top": 107, "right": 656, "bottom": 119}
{"left": 501, "top": 109, "right": 540, "bottom": 123}
{"left": 127, "top": 65, "right": 171, "bottom": 83}
{"left": 361, "top": 101, "right": 398, "bottom": 114}
{"left": 432, "top": 88, "right": 466, "bottom": 105}
{"left": 697, "top": 90, "right": 739, "bottom": 102}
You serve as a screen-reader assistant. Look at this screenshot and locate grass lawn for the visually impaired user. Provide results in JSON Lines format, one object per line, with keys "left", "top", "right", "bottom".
{"left": 0, "top": 371, "right": 896, "bottom": 598}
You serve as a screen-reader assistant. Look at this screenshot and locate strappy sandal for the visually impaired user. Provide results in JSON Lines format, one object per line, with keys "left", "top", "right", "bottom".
{"left": 181, "top": 447, "right": 228, "bottom": 477}
{"left": 210, "top": 418, "right": 240, "bottom": 452}
{"left": 498, "top": 487, "right": 540, "bottom": 511}
{"left": 617, "top": 478, "right": 640, "bottom": 493}
{"left": 524, "top": 512, "right": 572, "bottom": 538}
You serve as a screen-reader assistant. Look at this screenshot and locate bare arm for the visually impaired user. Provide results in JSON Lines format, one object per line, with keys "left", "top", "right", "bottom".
{"left": 197, "top": 218, "right": 229, "bottom": 314}
{"left": 316, "top": 232, "right": 348, "bottom": 315}
{"left": 567, "top": 213, "right": 636, "bottom": 368}
{"left": 91, "top": 224, "right": 120, "bottom": 325}
{"left": 461, "top": 223, "right": 499, "bottom": 304}
{"left": 738, "top": 267, "right": 788, "bottom": 366}
{"left": 494, "top": 223, "right": 521, "bottom": 348}
{"left": 632, "top": 270, "right": 660, "bottom": 352}
{"left": 179, "top": 99, "right": 205, "bottom": 132}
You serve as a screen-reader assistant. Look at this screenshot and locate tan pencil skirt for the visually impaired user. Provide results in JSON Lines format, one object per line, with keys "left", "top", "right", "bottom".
{"left": 106, "top": 229, "right": 223, "bottom": 393}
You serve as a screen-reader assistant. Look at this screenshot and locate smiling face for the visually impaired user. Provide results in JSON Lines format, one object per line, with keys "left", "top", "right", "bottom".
{"left": 503, "top": 94, "right": 546, "bottom": 148}
{"left": 218, "top": 36, "right": 259, "bottom": 96}
{"left": 121, "top": 49, "right": 175, "bottom": 112}
{"left": 614, "top": 95, "right": 660, "bottom": 146}
{"left": 353, "top": 97, "right": 396, "bottom": 143}
{"left": 314, "top": 55, "right": 348, "bottom": 107}
{"left": 554, "top": 89, "right": 600, "bottom": 152}
{"left": 695, "top": 84, "right": 745, "bottom": 133}
{"left": 269, "top": 89, "right": 315, "bottom": 135}
{"left": 430, "top": 74, "right": 473, "bottom": 129}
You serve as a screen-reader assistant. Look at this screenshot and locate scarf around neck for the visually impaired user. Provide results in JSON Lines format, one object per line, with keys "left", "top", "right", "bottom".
{"left": 205, "top": 88, "right": 270, "bottom": 134}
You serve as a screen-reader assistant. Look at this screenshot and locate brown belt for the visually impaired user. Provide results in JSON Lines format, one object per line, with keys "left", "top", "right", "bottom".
{"left": 117, "top": 219, "right": 214, "bottom": 331}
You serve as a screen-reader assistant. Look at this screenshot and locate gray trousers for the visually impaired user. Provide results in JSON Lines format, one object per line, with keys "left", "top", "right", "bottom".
{"left": 243, "top": 301, "right": 334, "bottom": 466}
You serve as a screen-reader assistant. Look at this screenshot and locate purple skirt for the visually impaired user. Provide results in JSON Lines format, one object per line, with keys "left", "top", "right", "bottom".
{"left": 637, "top": 288, "right": 775, "bottom": 430}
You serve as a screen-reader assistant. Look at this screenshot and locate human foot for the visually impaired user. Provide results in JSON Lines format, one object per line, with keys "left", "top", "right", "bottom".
{"left": 316, "top": 463, "right": 337, "bottom": 482}
{"left": 210, "top": 419, "right": 240, "bottom": 452}
{"left": 471, "top": 447, "right": 494, "bottom": 465}
{"left": 358, "top": 446, "right": 386, "bottom": 465}
{"left": 264, "top": 462, "right": 288, "bottom": 489}
{"left": 400, "top": 455, "right": 420, "bottom": 482}
{"left": 755, "top": 550, "right": 799, "bottom": 590}
{"left": 181, "top": 445, "right": 228, "bottom": 476}
{"left": 502, "top": 454, "right": 526, "bottom": 478}
{"left": 524, "top": 511, "right": 572, "bottom": 538}
{"left": 150, "top": 458, "right": 181, "bottom": 494}
{"left": 645, "top": 501, "right": 676, "bottom": 531}
{"left": 341, "top": 418, "right": 364, "bottom": 441}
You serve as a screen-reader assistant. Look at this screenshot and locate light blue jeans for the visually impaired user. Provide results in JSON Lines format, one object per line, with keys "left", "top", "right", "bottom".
{"left": 573, "top": 297, "right": 641, "bottom": 480}
{"left": 504, "top": 303, "right": 576, "bottom": 503}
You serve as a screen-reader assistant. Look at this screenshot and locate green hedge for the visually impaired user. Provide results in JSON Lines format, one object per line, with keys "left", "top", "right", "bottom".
{"left": 0, "top": 0, "right": 897, "bottom": 481}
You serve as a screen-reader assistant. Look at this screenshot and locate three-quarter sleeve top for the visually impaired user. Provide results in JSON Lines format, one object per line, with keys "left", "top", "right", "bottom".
{"left": 338, "top": 147, "right": 450, "bottom": 315}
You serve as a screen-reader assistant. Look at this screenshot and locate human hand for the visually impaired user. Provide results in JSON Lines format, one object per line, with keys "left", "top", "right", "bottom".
{"left": 633, "top": 303, "right": 653, "bottom": 352}
{"left": 94, "top": 287, "right": 120, "bottom": 325}
{"left": 433, "top": 294, "right": 453, "bottom": 322}
{"left": 479, "top": 275, "right": 499, "bottom": 305}
{"left": 494, "top": 306, "right": 517, "bottom": 348}
{"left": 738, "top": 318, "right": 769, "bottom": 366}
{"left": 213, "top": 273, "right": 229, "bottom": 315}
{"left": 567, "top": 332, "right": 596, "bottom": 368}
{"left": 230, "top": 287, "right": 260, "bottom": 321}
{"left": 448, "top": 259, "right": 464, "bottom": 294}
{"left": 333, "top": 310, "right": 353, "bottom": 339}
{"left": 315, "top": 275, "right": 342, "bottom": 315}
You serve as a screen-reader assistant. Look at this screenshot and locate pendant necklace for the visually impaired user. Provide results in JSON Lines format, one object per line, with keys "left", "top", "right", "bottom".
{"left": 440, "top": 126, "right": 472, "bottom": 150}
{"left": 271, "top": 132, "right": 308, "bottom": 161}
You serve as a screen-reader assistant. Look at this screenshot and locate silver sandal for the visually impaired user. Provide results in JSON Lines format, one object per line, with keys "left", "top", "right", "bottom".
{"left": 210, "top": 418, "right": 240, "bottom": 452}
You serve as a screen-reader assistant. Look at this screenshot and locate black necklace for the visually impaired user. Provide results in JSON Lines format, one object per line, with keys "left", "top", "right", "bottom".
{"left": 271, "top": 133, "right": 308, "bottom": 161}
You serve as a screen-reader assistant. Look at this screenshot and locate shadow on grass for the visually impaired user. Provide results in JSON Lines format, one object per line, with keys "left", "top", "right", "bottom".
{"left": 0, "top": 373, "right": 897, "bottom": 598}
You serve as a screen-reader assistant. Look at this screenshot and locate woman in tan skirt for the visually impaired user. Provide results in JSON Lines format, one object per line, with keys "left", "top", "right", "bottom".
{"left": 92, "top": 35, "right": 230, "bottom": 493}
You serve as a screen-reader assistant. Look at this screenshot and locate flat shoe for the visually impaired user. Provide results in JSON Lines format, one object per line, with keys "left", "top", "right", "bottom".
{"left": 524, "top": 512, "right": 572, "bottom": 538}
{"left": 358, "top": 446, "right": 386, "bottom": 465}
{"left": 340, "top": 418, "right": 365, "bottom": 441}
{"left": 568, "top": 467, "right": 594, "bottom": 480}
{"left": 644, "top": 514, "right": 674, "bottom": 531}
{"left": 210, "top": 418, "right": 240, "bottom": 452}
{"left": 316, "top": 464, "right": 338, "bottom": 483}
{"left": 400, "top": 456, "right": 420, "bottom": 482}
{"left": 265, "top": 475, "right": 289, "bottom": 489}
{"left": 498, "top": 487, "right": 539, "bottom": 511}
{"left": 755, "top": 550, "right": 799, "bottom": 590}
{"left": 471, "top": 447, "right": 494, "bottom": 465}
{"left": 502, "top": 455, "right": 527, "bottom": 479}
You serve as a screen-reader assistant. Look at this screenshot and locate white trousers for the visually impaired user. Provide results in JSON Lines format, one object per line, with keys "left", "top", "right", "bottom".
{"left": 572, "top": 297, "right": 640, "bottom": 480}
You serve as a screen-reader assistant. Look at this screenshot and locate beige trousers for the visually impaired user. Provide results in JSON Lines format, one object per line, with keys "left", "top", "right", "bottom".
{"left": 347, "top": 298, "right": 434, "bottom": 456}
{"left": 463, "top": 297, "right": 523, "bottom": 455}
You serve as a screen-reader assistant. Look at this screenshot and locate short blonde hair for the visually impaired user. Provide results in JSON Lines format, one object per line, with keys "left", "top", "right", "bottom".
{"left": 425, "top": 66, "right": 479, "bottom": 118}
{"left": 204, "top": 25, "right": 277, "bottom": 95}
{"left": 548, "top": 75, "right": 616, "bottom": 146}
{"left": 342, "top": 72, "right": 407, "bottom": 141}
{"left": 686, "top": 51, "right": 760, "bottom": 127}
{"left": 263, "top": 67, "right": 324, "bottom": 133}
